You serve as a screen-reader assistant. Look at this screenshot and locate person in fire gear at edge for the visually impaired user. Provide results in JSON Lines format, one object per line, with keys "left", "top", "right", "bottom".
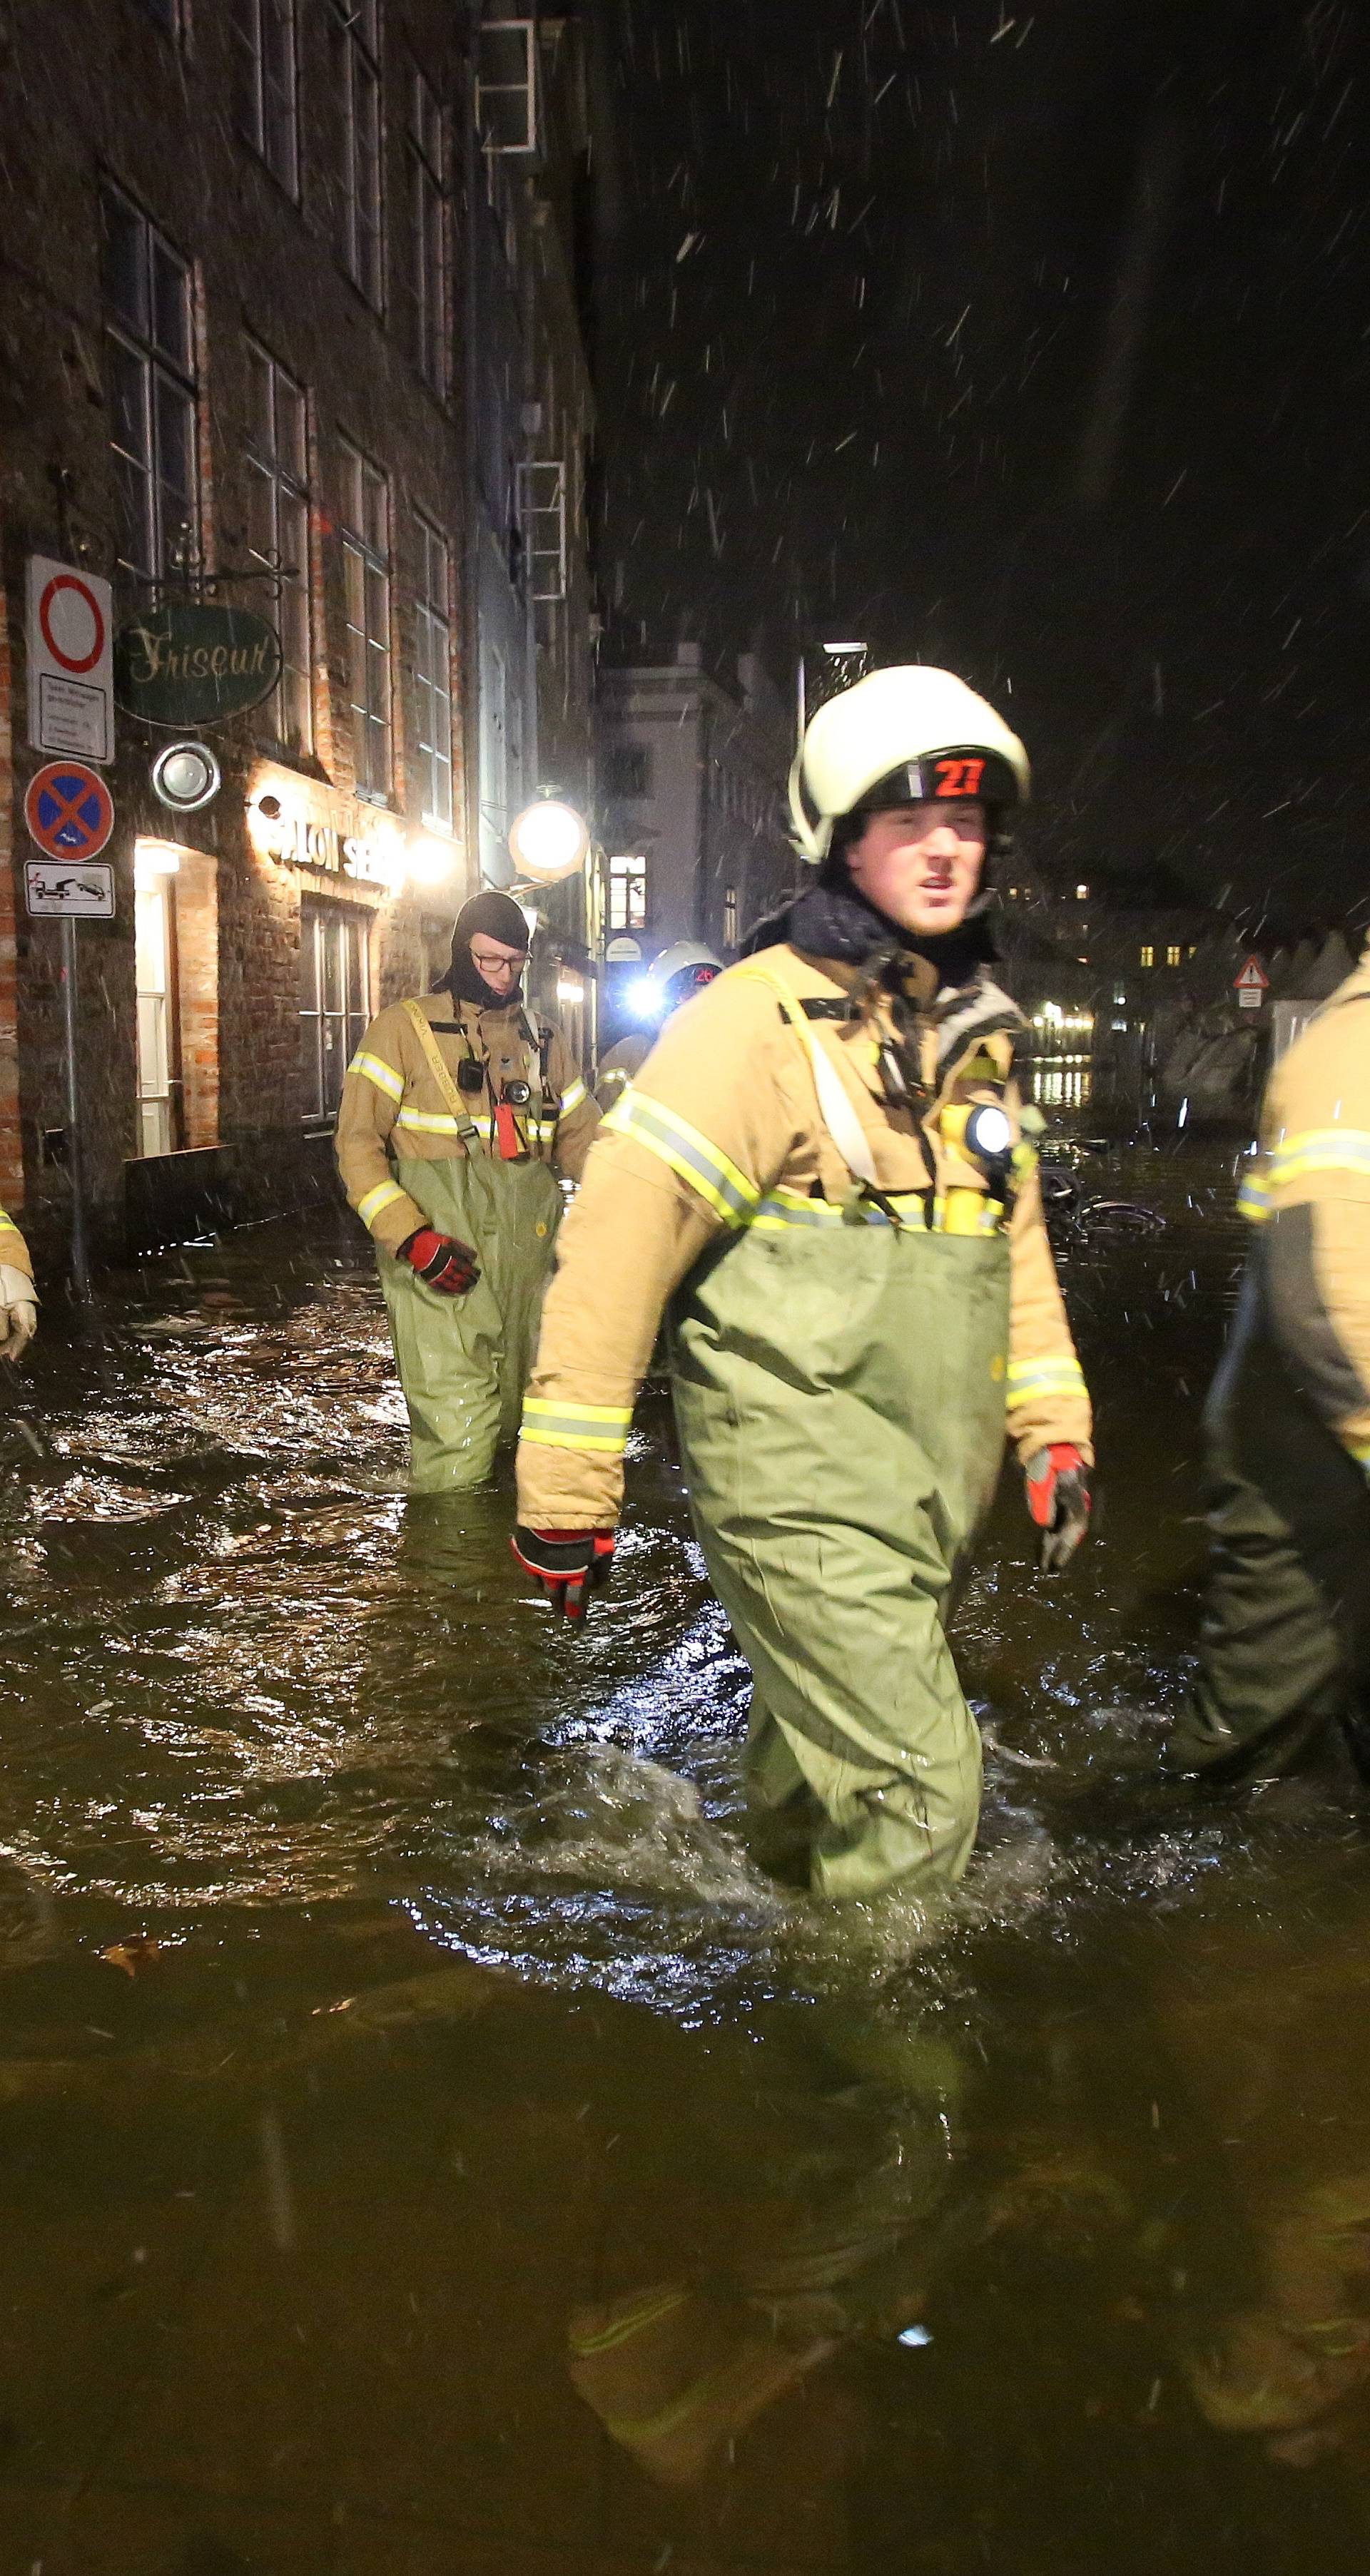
{"left": 335, "top": 890, "right": 600, "bottom": 1494}
{"left": 594, "top": 942, "right": 724, "bottom": 1113}
{"left": 512, "top": 666, "right": 1093, "bottom": 1905}
{"left": 0, "top": 1203, "right": 37, "bottom": 1365}
{"left": 1167, "top": 938, "right": 1370, "bottom": 1786}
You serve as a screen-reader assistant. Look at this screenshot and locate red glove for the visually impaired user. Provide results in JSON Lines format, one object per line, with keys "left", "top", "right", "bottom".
{"left": 400, "top": 1226, "right": 480, "bottom": 1296}
{"left": 1024, "top": 1444, "right": 1092, "bottom": 1574}
{"left": 512, "top": 1525, "right": 616, "bottom": 1622}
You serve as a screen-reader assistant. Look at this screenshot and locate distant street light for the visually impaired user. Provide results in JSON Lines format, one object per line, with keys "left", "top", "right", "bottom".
{"left": 508, "top": 793, "right": 590, "bottom": 883}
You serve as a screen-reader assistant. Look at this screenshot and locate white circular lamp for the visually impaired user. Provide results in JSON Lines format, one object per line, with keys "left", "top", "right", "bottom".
{"left": 508, "top": 795, "right": 589, "bottom": 885}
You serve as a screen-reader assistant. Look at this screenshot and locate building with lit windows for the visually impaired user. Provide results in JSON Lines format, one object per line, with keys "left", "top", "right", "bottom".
{"left": 594, "top": 643, "right": 795, "bottom": 1037}
{"left": 0, "top": 0, "right": 603, "bottom": 1262}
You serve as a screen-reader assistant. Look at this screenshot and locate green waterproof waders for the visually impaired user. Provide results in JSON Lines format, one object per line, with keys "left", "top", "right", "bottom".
{"left": 1172, "top": 1265, "right": 1370, "bottom": 1782}
{"left": 669, "top": 1206, "right": 1010, "bottom": 1902}
{"left": 379, "top": 1152, "right": 562, "bottom": 1495}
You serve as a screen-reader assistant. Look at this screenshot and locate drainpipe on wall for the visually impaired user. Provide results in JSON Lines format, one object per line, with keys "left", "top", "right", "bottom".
{"left": 462, "top": 1, "right": 483, "bottom": 897}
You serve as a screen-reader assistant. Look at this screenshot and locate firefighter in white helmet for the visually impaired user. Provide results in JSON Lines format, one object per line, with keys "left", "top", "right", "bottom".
{"left": 512, "top": 666, "right": 1092, "bottom": 1905}
{"left": 594, "top": 943, "right": 724, "bottom": 1112}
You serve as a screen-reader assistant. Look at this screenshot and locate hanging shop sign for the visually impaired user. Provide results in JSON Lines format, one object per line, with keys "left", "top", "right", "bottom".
{"left": 250, "top": 788, "right": 403, "bottom": 893}
{"left": 113, "top": 603, "right": 282, "bottom": 729}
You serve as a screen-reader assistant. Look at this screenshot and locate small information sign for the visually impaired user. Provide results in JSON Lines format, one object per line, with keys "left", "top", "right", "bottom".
{"left": 24, "top": 859, "right": 116, "bottom": 920}
{"left": 26, "top": 556, "right": 114, "bottom": 763}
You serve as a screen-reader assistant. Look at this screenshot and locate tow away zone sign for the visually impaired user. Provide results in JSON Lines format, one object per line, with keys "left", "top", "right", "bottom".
{"left": 26, "top": 556, "right": 114, "bottom": 763}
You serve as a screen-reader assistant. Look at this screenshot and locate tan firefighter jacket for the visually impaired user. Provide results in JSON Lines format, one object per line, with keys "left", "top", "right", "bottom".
{"left": 0, "top": 1205, "right": 34, "bottom": 1288}
{"left": 335, "top": 992, "right": 601, "bottom": 1256}
{"left": 1237, "top": 940, "right": 1370, "bottom": 1466}
{"left": 517, "top": 941, "right": 1092, "bottom": 1529}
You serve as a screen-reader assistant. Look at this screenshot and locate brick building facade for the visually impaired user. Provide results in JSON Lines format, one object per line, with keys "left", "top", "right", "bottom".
{"left": 0, "top": 0, "right": 600, "bottom": 1267}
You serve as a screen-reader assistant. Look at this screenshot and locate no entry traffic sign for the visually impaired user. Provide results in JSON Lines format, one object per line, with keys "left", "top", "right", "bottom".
{"left": 24, "top": 760, "right": 115, "bottom": 860}
{"left": 26, "top": 556, "right": 114, "bottom": 762}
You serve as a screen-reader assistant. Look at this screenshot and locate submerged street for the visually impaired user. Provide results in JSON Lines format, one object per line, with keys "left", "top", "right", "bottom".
{"left": 4, "top": 1136, "right": 1370, "bottom": 2571}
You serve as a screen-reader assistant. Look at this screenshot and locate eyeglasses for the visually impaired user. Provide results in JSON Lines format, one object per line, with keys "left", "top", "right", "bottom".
{"left": 471, "top": 946, "right": 524, "bottom": 974}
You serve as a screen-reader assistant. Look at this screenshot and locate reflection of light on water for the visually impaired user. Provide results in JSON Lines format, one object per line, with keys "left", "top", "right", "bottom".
{"left": 1032, "top": 1059, "right": 1094, "bottom": 1110}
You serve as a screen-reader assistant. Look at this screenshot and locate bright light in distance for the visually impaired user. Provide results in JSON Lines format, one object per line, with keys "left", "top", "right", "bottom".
{"left": 407, "top": 834, "right": 455, "bottom": 888}
{"left": 134, "top": 837, "right": 181, "bottom": 884}
{"left": 508, "top": 798, "right": 589, "bottom": 883}
{"left": 557, "top": 976, "right": 584, "bottom": 1004}
{"left": 626, "top": 976, "right": 665, "bottom": 1020}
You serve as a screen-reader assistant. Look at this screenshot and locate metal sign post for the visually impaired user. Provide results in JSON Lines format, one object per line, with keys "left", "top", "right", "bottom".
{"left": 22, "top": 765, "right": 116, "bottom": 1305}
{"left": 59, "top": 916, "right": 91, "bottom": 1302}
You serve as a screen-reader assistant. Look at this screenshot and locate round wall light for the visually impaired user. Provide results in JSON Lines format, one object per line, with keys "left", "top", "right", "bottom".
{"left": 151, "top": 740, "right": 221, "bottom": 813}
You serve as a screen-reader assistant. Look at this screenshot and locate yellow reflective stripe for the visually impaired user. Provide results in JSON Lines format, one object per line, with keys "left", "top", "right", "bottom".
{"left": 1005, "top": 1355, "right": 1089, "bottom": 1403}
{"left": 348, "top": 1050, "right": 405, "bottom": 1103}
{"left": 604, "top": 1089, "right": 759, "bottom": 1226}
{"left": 1237, "top": 1171, "right": 1272, "bottom": 1223}
{"left": 1266, "top": 1128, "right": 1370, "bottom": 1190}
{"left": 0, "top": 1209, "right": 21, "bottom": 1238}
{"left": 1349, "top": 1437, "right": 1370, "bottom": 1467}
{"left": 751, "top": 1186, "right": 929, "bottom": 1233}
{"left": 520, "top": 1396, "right": 633, "bottom": 1455}
{"left": 357, "top": 1181, "right": 408, "bottom": 1229}
{"left": 560, "top": 1078, "right": 588, "bottom": 1116}
{"left": 395, "top": 1107, "right": 464, "bottom": 1134}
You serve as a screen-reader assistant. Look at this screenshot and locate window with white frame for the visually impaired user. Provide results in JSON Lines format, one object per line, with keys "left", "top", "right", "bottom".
{"left": 412, "top": 513, "right": 453, "bottom": 831}
{"left": 231, "top": 0, "right": 299, "bottom": 196}
{"left": 516, "top": 459, "right": 567, "bottom": 603}
{"left": 477, "top": 20, "right": 538, "bottom": 154}
{"left": 245, "top": 343, "right": 312, "bottom": 753}
{"left": 405, "top": 61, "right": 448, "bottom": 396}
{"left": 300, "top": 900, "right": 369, "bottom": 1124}
{"left": 609, "top": 855, "right": 647, "bottom": 934}
{"left": 101, "top": 183, "right": 198, "bottom": 589}
{"left": 328, "top": 0, "right": 383, "bottom": 307}
{"left": 340, "top": 442, "right": 391, "bottom": 797}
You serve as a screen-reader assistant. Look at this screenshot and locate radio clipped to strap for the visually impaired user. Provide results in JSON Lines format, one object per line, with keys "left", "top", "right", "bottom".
{"left": 402, "top": 1000, "right": 484, "bottom": 1149}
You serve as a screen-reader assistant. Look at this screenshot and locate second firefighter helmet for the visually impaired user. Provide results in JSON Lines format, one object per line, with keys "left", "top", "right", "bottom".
{"left": 789, "top": 665, "right": 1030, "bottom": 864}
{"left": 648, "top": 940, "right": 724, "bottom": 1012}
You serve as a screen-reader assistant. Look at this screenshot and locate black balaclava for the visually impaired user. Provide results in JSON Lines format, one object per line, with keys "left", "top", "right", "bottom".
{"left": 443, "top": 890, "right": 531, "bottom": 1007}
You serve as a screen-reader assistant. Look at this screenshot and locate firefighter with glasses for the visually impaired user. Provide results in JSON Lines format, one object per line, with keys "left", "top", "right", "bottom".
{"left": 337, "top": 891, "right": 599, "bottom": 1493}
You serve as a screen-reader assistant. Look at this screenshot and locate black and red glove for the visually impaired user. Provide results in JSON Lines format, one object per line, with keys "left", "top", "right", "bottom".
{"left": 512, "top": 1524, "right": 616, "bottom": 1622}
{"left": 1024, "top": 1444, "right": 1092, "bottom": 1574}
{"left": 400, "top": 1226, "right": 480, "bottom": 1297}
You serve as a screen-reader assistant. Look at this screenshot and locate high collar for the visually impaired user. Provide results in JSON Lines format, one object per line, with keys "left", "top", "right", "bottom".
{"left": 744, "top": 880, "right": 996, "bottom": 1001}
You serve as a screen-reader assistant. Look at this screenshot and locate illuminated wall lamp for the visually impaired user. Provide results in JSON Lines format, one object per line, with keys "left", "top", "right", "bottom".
{"left": 134, "top": 836, "right": 182, "bottom": 891}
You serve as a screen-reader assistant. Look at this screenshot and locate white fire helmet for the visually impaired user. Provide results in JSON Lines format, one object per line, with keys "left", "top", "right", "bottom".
{"left": 788, "top": 665, "right": 1030, "bottom": 864}
{"left": 629, "top": 940, "right": 724, "bottom": 1022}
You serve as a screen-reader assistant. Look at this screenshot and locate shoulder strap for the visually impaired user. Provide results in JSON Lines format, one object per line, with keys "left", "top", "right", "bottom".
{"left": 402, "top": 1000, "right": 481, "bottom": 1139}
{"left": 735, "top": 961, "right": 882, "bottom": 1189}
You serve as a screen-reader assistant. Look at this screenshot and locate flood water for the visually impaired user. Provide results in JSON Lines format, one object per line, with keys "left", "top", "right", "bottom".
{"left": 4, "top": 1139, "right": 1370, "bottom": 2575}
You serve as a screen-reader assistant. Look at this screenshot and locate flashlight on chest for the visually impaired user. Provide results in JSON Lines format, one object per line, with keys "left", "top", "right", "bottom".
{"left": 940, "top": 1098, "right": 1016, "bottom": 1193}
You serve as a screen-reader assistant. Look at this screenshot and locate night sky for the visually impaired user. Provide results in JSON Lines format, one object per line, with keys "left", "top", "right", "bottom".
{"left": 590, "top": 0, "right": 1370, "bottom": 922}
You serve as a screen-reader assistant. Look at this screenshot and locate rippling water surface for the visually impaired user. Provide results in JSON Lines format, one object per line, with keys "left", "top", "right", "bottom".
{"left": 3, "top": 1143, "right": 1369, "bottom": 2574}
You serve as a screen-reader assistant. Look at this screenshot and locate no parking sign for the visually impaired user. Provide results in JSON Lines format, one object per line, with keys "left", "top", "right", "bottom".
{"left": 24, "top": 760, "right": 115, "bottom": 860}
